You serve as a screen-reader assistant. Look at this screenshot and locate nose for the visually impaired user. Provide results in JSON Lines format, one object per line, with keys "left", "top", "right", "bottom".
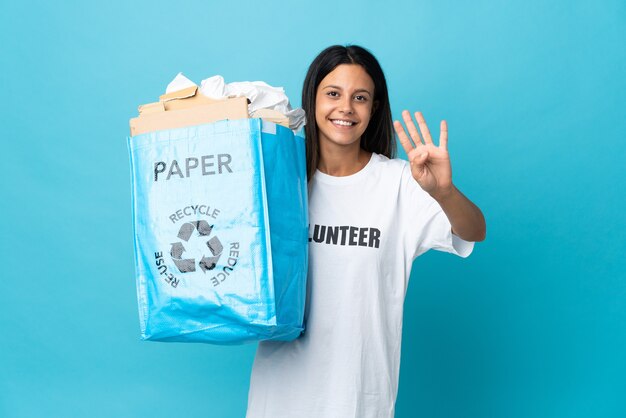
{"left": 338, "top": 96, "right": 354, "bottom": 115}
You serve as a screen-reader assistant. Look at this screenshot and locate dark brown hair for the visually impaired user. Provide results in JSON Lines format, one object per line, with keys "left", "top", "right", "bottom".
{"left": 301, "top": 44, "right": 396, "bottom": 180}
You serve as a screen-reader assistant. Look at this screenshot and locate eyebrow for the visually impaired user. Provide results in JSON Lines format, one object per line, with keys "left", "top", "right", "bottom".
{"left": 322, "top": 85, "right": 372, "bottom": 95}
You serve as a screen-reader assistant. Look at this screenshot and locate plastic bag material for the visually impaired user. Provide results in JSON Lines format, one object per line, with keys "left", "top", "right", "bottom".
{"left": 127, "top": 118, "right": 308, "bottom": 344}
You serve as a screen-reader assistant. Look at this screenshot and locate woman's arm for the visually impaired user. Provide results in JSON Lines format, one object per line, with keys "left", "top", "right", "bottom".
{"left": 431, "top": 184, "right": 486, "bottom": 242}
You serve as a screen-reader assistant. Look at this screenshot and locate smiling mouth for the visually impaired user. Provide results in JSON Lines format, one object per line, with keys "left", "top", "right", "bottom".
{"left": 330, "top": 119, "right": 356, "bottom": 127}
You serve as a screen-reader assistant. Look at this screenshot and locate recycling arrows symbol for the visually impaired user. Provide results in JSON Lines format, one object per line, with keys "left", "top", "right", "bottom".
{"left": 170, "top": 220, "right": 223, "bottom": 273}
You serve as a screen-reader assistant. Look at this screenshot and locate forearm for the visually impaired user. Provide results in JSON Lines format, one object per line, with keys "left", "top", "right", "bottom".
{"left": 431, "top": 184, "right": 486, "bottom": 242}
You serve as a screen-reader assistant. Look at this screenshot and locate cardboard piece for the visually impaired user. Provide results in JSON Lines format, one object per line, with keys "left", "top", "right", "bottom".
{"left": 138, "top": 101, "right": 165, "bottom": 116}
{"left": 130, "top": 96, "right": 249, "bottom": 136}
{"left": 158, "top": 86, "right": 225, "bottom": 111}
{"left": 130, "top": 83, "right": 252, "bottom": 136}
{"left": 159, "top": 85, "right": 198, "bottom": 101}
{"left": 250, "top": 108, "right": 290, "bottom": 128}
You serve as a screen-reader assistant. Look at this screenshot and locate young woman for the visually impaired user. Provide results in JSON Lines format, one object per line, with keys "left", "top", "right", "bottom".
{"left": 246, "top": 44, "right": 486, "bottom": 418}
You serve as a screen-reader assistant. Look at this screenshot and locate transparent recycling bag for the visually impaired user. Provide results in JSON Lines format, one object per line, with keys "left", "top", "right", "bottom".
{"left": 127, "top": 118, "right": 308, "bottom": 344}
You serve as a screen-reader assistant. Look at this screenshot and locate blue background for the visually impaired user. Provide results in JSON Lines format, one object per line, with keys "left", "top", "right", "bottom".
{"left": 1, "top": 0, "right": 625, "bottom": 417}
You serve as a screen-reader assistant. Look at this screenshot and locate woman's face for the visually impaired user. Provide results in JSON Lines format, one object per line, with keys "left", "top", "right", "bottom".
{"left": 315, "top": 64, "right": 376, "bottom": 151}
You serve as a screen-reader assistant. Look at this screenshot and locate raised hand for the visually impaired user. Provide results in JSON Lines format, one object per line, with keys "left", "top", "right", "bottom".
{"left": 393, "top": 110, "right": 453, "bottom": 198}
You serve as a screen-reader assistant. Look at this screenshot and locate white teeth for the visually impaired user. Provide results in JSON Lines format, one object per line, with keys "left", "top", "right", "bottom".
{"left": 332, "top": 119, "right": 354, "bottom": 126}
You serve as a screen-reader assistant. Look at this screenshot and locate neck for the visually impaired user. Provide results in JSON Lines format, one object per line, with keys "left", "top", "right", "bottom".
{"left": 318, "top": 141, "right": 372, "bottom": 177}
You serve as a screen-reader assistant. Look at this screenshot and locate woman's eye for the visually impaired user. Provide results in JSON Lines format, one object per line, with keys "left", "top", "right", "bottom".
{"left": 355, "top": 95, "right": 367, "bottom": 101}
{"left": 327, "top": 91, "right": 339, "bottom": 97}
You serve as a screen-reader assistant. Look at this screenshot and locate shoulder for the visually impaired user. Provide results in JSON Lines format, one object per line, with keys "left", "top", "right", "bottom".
{"left": 365, "top": 153, "right": 428, "bottom": 202}
{"left": 370, "top": 153, "right": 433, "bottom": 204}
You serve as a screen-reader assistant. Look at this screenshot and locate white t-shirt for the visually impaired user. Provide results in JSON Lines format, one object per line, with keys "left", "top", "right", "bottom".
{"left": 246, "top": 152, "right": 474, "bottom": 418}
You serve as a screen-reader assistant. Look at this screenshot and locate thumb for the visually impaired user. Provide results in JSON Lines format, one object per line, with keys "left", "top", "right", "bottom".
{"left": 411, "top": 150, "right": 429, "bottom": 168}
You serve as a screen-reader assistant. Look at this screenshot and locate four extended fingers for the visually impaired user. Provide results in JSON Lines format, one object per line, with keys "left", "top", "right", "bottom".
{"left": 393, "top": 110, "right": 448, "bottom": 152}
